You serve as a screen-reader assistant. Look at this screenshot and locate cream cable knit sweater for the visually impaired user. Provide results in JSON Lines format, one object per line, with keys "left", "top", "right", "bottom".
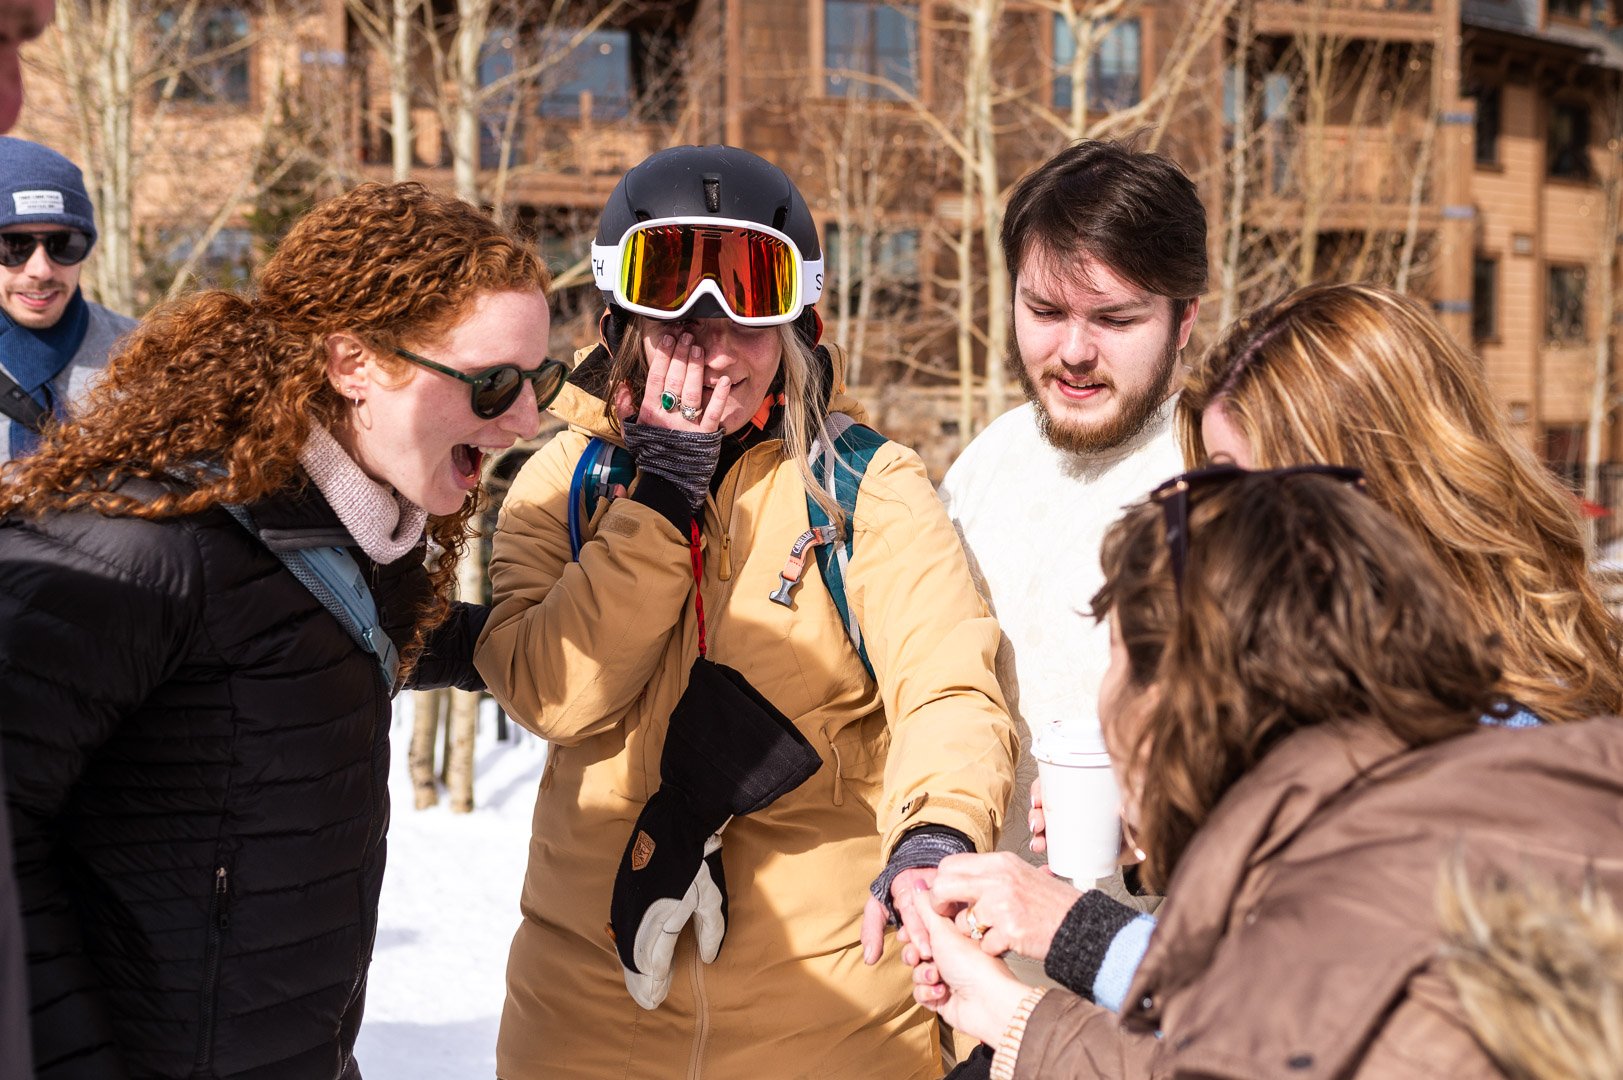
{"left": 939, "top": 400, "right": 1184, "bottom": 860}
{"left": 299, "top": 423, "right": 429, "bottom": 564}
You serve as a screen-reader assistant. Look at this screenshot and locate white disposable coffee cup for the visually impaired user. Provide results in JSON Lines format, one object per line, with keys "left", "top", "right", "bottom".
{"left": 1033, "top": 737, "right": 1121, "bottom": 884}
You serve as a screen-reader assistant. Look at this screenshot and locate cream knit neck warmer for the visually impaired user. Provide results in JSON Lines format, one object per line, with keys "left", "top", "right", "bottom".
{"left": 299, "top": 424, "right": 429, "bottom": 564}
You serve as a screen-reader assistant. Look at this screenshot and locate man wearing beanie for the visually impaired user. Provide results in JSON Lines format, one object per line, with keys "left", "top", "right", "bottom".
{"left": 0, "top": 135, "right": 135, "bottom": 461}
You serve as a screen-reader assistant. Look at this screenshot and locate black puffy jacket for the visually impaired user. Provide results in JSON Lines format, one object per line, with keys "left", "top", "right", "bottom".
{"left": 0, "top": 479, "right": 485, "bottom": 1079}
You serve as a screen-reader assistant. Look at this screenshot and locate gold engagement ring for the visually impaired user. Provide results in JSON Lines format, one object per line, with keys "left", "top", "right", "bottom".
{"left": 966, "top": 907, "right": 987, "bottom": 942}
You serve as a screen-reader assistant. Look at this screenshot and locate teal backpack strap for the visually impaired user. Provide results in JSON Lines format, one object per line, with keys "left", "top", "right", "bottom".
{"left": 806, "top": 414, "right": 888, "bottom": 680}
{"left": 569, "top": 436, "right": 636, "bottom": 561}
{"left": 219, "top": 503, "right": 400, "bottom": 692}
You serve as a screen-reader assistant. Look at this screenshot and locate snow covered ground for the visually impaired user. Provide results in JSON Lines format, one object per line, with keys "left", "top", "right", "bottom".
{"left": 353, "top": 698, "right": 545, "bottom": 1079}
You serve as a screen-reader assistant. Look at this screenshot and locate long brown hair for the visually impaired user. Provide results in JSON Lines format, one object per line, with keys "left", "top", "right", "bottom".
{"left": 1, "top": 181, "right": 549, "bottom": 666}
{"left": 1093, "top": 472, "right": 1501, "bottom": 889}
{"left": 1179, "top": 282, "right": 1623, "bottom": 725}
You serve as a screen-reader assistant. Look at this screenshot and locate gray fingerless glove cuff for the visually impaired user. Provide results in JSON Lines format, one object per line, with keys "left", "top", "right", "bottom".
{"left": 622, "top": 419, "right": 723, "bottom": 511}
{"left": 868, "top": 826, "right": 973, "bottom": 925}
{"left": 1044, "top": 890, "right": 1140, "bottom": 999}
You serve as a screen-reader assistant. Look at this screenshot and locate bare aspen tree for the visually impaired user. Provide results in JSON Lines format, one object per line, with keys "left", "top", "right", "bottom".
{"left": 445, "top": 508, "right": 489, "bottom": 812}
{"left": 1218, "top": 0, "right": 1253, "bottom": 329}
{"left": 420, "top": 0, "right": 629, "bottom": 207}
{"left": 410, "top": 688, "right": 446, "bottom": 809}
{"left": 446, "top": 0, "right": 491, "bottom": 202}
{"left": 956, "top": 97, "right": 977, "bottom": 443}
{"left": 28, "top": 0, "right": 331, "bottom": 311}
{"left": 48, "top": 0, "right": 204, "bottom": 312}
{"left": 344, "top": 0, "right": 422, "bottom": 181}
{"left": 1395, "top": 45, "right": 1442, "bottom": 293}
{"left": 964, "top": 0, "right": 1008, "bottom": 421}
{"left": 1039, "top": 0, "right": 1134, "bottom": 138}
{"left": 1585, "top": 87, "right": 1623, "bottom": 553}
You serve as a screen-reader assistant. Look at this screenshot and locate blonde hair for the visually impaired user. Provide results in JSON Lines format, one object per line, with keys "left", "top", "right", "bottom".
{"left": 1439, "top": 855, "right": 1623, "bottom": 1080}
{"left": 603, "top": 319, "right": 844, "bottom": 528}
{"left": 1179, "top": 283, "right": 1623, "bottom": 725}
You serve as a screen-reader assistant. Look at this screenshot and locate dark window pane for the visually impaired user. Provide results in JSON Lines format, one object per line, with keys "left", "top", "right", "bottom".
{"left": 1541, "top": 423, "right": 1585, "bottom": 490}
{"left": 1053, "top": 15, "right": 1140, "bottom": 111}
{"left": 156, "top": 8, "right": 251, "bottom": 104}
{"left": 1549, "top": 102, "right": 1591, "bottom": 179}
{"left": 1473, "top": 84, "right": 1500, "bottom": 166}
{"left": 824, "top": 225, "right": 921, "bottom": 313}
{"left": 1546, "top": 265, "right": 1587, "bottom": 343}
{"left": 1548, "top": 0, "right": 1585, "bottom": 18}
{"left": 825, "top": 1, "right": 917, "bottom": 100}
{"left": 538, "top": 28, "right": 632, "bottom": 119}
{"left": 480, "top": 30, "right": 524, "bottom": 168}
{"left": 1472, "top": 255, "right": 1496, "bottom": 341}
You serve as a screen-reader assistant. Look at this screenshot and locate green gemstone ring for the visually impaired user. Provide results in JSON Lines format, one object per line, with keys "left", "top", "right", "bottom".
{"left": 660, "top": 391, "right": 677, "bottom": 412}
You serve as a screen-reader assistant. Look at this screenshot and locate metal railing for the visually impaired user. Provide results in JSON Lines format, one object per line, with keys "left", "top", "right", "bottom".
{"left": 1260, "top": 0, "right": 1433, "bottom": 11}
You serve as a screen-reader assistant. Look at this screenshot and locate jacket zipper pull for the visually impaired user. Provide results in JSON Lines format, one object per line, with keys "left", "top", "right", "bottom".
{"left": 215, "top": 867, "right": 231, "bottom": 930}
{"left": 719, "top": 532, "right": 733, "bottom": 582}
{"left": 828, "top": 740, "right": 845, "bottom": 807}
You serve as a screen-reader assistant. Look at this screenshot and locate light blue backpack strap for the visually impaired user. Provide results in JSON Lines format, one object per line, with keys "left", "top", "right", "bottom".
{"left": 807, "top": 414, "right": 889, "bottom": 680}
{"left": 219, "top": 503, "right": 400, "bottom": 692}
{"left": 568, "top": 436, "right": 636, "bottom": 561}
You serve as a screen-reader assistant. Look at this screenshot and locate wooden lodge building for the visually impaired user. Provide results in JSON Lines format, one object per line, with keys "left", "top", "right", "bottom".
{"left": 13, "top": 0, "right": 1623, "bottom": 520}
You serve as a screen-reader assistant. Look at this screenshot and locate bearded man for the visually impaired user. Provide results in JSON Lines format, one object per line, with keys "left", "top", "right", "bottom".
{"left": 939, "top": 139, "right": 1206, "bottom": 866}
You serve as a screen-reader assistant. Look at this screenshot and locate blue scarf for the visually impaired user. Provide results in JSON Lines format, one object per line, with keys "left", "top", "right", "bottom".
{"left": 0, "top": 288, "right": 90, "bottom": 458}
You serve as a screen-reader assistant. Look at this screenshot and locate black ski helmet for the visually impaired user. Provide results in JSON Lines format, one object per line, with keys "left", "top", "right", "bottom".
{"left": 592, "top": 145, "right": 824, "bottom": 345}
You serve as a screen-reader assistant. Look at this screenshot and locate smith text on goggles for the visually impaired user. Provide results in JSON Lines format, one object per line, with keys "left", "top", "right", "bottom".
{"left": 591, "top": 217, "right": 824, "bottom": 326}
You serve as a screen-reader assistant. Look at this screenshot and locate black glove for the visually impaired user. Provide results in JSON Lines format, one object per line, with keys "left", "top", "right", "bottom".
{"left": 610, "top": 657, "right": 822, "bottom": 1008}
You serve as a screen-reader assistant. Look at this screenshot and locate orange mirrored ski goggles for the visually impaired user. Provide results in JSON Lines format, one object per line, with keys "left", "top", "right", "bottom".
{"left": 591, "top": 217, "right": 824, "bottom": 326}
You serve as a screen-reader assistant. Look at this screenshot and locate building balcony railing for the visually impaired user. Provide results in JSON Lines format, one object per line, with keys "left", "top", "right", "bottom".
{"left": 1261, "top": 0, "right": 1432, "bottom": 10}
{"left": 356, "top": 100, "right": 671, "bottom": 208}
{"left": 1253, "top": 0, "right": 1442, "bottom": 41}
{"left": 1239, "top": 122, "right": 1438, "bottom": 230}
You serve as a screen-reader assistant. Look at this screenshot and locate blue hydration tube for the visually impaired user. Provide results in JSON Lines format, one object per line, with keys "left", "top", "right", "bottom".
{"left": 567, "top": 438, "right": 605, "bottom": 560}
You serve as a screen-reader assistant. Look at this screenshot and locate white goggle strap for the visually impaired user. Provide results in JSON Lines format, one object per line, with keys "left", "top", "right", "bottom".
{"left": 590, "top": 241, "right": 622, "bottom": 294}
{"left": 802, "top": 256, "right": 825, "bottom": 306}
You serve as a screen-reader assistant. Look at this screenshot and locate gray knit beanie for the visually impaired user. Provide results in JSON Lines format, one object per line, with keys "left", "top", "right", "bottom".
{"left": 0, "top": 137, "right": 97, "bottom": 245}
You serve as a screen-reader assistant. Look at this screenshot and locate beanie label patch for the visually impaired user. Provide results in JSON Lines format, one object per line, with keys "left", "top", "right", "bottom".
{"left": 12, "top": 190, "right": 65, "bottom": 215}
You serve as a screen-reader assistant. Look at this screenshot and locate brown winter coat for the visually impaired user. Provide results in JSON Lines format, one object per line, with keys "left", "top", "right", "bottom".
{"left": 1014, "top": 716, "right": 1623, "bottom": 1080}
{"left": 476, "top": 345, "right": 1018, "bottom": 1079}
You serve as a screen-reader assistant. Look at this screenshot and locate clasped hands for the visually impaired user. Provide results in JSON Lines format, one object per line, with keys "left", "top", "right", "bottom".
{"left": 884, "top": 782, "right": 1081, "bottom": 1045}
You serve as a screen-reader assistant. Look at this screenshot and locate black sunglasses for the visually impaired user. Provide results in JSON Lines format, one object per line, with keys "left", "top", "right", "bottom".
{"left": 1149, "top": 463, "right": 1366, "bottom": 595}
{"left": 0, "top": 229, "right": 93, "bottom": 268}
{"left": 394, "top": 347, "right": 569, "bottom": 420}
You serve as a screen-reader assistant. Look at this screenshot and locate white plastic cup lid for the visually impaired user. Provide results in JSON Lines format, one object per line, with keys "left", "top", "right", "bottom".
{"left": 1033, "top": 727, "right": 1110, "bottom": 764}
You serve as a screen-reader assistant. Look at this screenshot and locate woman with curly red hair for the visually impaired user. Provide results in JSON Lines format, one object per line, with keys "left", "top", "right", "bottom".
{"left": 0, "top": 181, "right": 563, "bottom": 1079}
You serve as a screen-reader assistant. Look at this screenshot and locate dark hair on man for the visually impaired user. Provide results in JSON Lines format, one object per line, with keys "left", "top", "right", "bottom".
{"left": 1001, "top": 138, "right": 1208, "bottom": 316}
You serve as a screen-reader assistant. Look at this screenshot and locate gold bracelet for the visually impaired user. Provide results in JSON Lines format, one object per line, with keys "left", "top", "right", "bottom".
{"left": 990, "top": 987, "right": 1048, "bottom": 1080}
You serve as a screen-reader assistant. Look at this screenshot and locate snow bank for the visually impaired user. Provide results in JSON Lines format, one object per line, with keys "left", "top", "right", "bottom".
{"left": 353, "top": 699, "right": 545, "bottom": 1078}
